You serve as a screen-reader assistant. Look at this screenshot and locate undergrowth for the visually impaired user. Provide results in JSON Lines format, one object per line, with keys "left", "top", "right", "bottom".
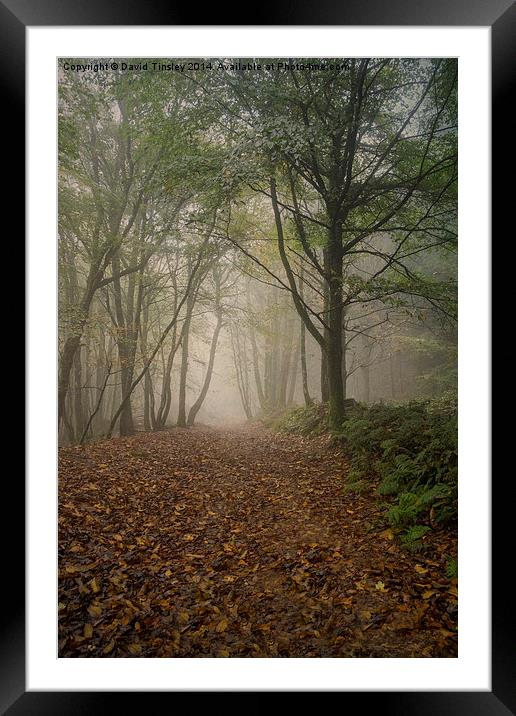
{"left": 274, "top": 396, "right": 457, "bottom": 552}
{"left": 265, "top": 402, "right": 329, "bottom": 435}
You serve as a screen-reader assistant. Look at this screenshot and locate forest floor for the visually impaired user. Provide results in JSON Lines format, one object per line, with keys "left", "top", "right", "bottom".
{"left": 58, "top": 425, "right": 458, "bottom": 658}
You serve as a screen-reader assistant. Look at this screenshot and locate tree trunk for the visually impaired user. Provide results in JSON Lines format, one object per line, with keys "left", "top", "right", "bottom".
{"left": 277, "top": 313, "right": 294, "bottom": 408}
{"left": 111, "top": 254, "right": 135, "bottom": 436}
{"left": 176, "top": 290, "right": 194, "bottom": 427}
{"left": 187, "top": 311, "right": 223, "bottom": 426}
{"left": 341, "top": 319, "right": 347, "bottom": 401}
{"left": 73, "top": 347, "right": 86, "bottom": 439}
{"left": 155, "top": 337, "right": 182, "bottom": 429}
{"left": 326, "top": 220, "right": 346, "bottom": 430}
{"left": 320, "top": 248, "right": 330, "bottom": 403}
{"left": 249, "top": 325, "right": 266, "bottom": 411}
{"left": 80, "top": 362, "right": 112, "bottom": 444}
{"left": 140, "top": 302, "right": 156, "bottom": 432}
{"left": 246, "top": 280, "right": 266, "bottom": 411}
{"left": 231, "top": 325, "right": 253, "bottom": 420}
{"left": 105, "top": 230, "right": 210, "bottom": 439}
{"left": 300, "top": 322, "right": 312, "bottom": 406}
{"left": 320, "top": 347, "right": 329, "bottom": 403}
{"left": 287, "top": 342, "right": 300, "bottom": 406}
{"left": 269, "top": 313, "right": 280, "bottom": 408}
{"left": 62, "top": 390, "right": 76, "bottom": 444}
{"left": 59, "top": 334, "right": 82, "bottom": 427}
{"left": 58, "top": 250, "right": 121, "bottom": 427}
{"left": 154, "top": 287, "right": 179, "bottom": 429}
{"left": 298, "top": 270, "right": 312, "bottom": 406}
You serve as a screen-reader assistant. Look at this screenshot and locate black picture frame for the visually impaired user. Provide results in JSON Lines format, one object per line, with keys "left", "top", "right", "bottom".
{"left": 5, "top": 0, "right": 507, "bottom": 711}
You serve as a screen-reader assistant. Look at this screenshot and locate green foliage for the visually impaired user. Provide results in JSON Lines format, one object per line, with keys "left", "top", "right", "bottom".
{"left": 346, "top": 466, "right": 368, "bottom": 484}
{"left": 341, "top": 479, "right": 369, "bottom": 495}
{"left": 386, "top": 492, "right": 423, "bottom": 527}
{"left": 337, "top": 399, "right": 457, "bottom": 546}
{"left": 445, "top": 556, "right": 458, "bottom": 579}
{"left": 273, "top": 402, "right": 329, "bottom": 436}
{"left": 341, "top": 465, "right": 370, "bottom": 494}
{"left": 275, "top": 396, "right": 457, "bottom": 551}
{"left": 386, "top": 485, "right": 452, "bottom": 527}
{"left": 400, "top": 525, "right": 431, "bottom": 552}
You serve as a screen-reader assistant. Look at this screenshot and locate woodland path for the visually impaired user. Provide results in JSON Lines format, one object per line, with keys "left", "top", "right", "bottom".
{"left": 58, "top": 425, "right": 458, "bottom": 658}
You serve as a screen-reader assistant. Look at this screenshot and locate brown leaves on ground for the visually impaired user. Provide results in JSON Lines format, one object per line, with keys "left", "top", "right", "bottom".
{"left": 58, "top": 425, "right": 458, "bottom": 658}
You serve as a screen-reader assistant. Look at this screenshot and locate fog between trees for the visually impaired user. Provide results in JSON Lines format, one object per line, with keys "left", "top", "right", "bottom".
{"left": 58, "top": 58, "right": 457, "bottom": 445}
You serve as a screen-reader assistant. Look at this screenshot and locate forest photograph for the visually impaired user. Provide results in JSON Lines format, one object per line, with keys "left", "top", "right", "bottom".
{"left": 58, "top": 57, "right": 458, "bottom": 659}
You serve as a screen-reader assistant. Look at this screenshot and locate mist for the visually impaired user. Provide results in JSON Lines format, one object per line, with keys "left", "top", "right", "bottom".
{"left": 57, "top": 56, "right": 459, "bottom": 661}
{"left": 58, "top": 56, "right": 457, "bottom": 443}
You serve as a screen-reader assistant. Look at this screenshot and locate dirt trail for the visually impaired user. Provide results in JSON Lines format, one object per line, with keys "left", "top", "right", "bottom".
{"left": 58, "top": 425, "right": 458, "bottom": 657}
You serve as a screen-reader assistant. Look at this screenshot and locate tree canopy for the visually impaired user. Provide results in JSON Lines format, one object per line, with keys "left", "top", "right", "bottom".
{"left": 58, "top": 57, "right": 457, "bottom": 441}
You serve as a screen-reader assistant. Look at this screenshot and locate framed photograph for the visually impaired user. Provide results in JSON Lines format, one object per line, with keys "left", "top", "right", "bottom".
{"left": 6, "top": 0, "right": 507, "bottom": 709}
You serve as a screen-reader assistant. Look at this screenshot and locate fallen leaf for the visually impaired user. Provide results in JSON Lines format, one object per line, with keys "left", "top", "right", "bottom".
{"left": 380, "top": 528, "right": 394, "bottom": 541}
{"left": 58, "top": 425, "right": 458, "bottom": 659}
{"left": 88, "top": 604, "right": 102, "bottom": 618}
{"left": 215, "top": 618, "right": 228, "bottom": 633}
{"left": 64, "top": 562, "right": 98, "bottom": 574}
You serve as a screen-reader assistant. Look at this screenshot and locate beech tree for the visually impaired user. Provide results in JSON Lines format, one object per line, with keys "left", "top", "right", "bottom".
{"left": 191, "top": 57, "right": 457, "bottom": 427}
{"left": 59, "top": 57, "right": 457, "bottom": 441}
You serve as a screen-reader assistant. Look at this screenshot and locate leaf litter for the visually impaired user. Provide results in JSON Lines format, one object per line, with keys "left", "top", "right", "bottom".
{"left": 58, "top": 425, "right": 457, "bottom": 657}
